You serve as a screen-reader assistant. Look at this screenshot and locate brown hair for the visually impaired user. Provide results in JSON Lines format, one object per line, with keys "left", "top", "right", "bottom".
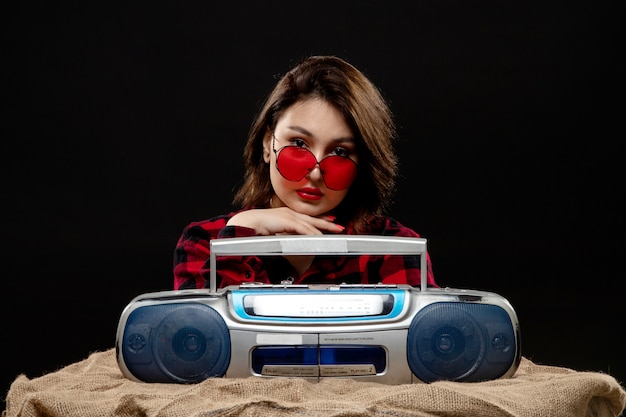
{"left": 233, "top": 55, "right": 398, "bottom": 232}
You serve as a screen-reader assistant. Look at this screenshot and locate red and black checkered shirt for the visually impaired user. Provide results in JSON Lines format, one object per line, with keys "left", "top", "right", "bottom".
{"left": 173, "top": 209, "right": 437, "bottom": 290}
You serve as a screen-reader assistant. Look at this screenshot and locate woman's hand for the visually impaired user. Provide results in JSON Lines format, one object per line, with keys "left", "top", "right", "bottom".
{"left": 226, "top": 207, "right": 344, "bottom": 235}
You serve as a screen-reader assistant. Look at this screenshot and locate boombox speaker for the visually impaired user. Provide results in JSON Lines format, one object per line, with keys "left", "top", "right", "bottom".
{"left": 117, "top": 235, "right": 521, "bottom": 384}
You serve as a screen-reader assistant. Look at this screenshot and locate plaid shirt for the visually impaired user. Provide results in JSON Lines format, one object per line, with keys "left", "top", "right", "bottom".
{"left": 173, "top": 209, "right": 437, "bottom": 290}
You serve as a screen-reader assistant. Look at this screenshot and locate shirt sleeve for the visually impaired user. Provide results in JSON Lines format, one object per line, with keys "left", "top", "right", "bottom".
{"left": 371, "top": 216, "right": 438, "bottom": 288}
{"left": 173, "top": 213, "right": 263, "bottom": 290}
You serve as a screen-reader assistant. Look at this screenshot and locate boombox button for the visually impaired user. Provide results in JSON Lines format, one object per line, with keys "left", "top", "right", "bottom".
{"left": 320, "top": 365, "right": 376, "bottom": 377}
{"left": 127, "top": 334, "right": 147, "bottom": 353}
{"left": 261, "top": 365, "right": 319, "bottom": 377}
{"left": 458, "top": 295, "right": 482, "bottom": 302}
{"left": 491, "top": 333, "right": 511, "bottom": 353}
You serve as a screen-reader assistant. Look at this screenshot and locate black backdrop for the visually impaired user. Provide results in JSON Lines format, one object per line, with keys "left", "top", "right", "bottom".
{"left": 2, "top": 2, "right": 624, "bottom": 408}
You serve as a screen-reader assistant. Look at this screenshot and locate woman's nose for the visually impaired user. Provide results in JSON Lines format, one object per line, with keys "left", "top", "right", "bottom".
{"left": 306, "top": 163, "right": 324, "bottom": 182}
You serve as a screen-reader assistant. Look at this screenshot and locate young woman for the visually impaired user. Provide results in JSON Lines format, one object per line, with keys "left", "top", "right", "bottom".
{"left": 173, "top": 55, "right": 437, "bottom": 290}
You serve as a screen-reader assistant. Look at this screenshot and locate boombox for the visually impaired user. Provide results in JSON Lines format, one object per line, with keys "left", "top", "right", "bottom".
{"left": 116, "top": 235, "right": 521, "bottom": 384}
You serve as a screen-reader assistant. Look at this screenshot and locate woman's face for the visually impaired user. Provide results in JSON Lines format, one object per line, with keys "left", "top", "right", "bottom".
{"left": 263, "top": 98, "right": 357, "bottom": 217}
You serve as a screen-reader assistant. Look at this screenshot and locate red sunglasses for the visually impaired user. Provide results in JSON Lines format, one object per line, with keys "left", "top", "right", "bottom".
{"left": 272, "top": 133, "right": 358, "bottom": 191}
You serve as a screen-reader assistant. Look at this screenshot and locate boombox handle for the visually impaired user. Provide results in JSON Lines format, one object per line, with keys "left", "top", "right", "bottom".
{"left": 209, "top": 235, "right": 428, "bottom": 293}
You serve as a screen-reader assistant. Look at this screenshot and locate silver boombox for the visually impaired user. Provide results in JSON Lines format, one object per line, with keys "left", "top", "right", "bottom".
{"left": 116, "top": 235, "right": 521, "bottom": 384}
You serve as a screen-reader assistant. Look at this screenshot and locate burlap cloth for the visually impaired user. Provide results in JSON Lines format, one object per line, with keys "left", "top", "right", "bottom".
{"left": 3, "top": 348, "right": 625, "bottom": 417}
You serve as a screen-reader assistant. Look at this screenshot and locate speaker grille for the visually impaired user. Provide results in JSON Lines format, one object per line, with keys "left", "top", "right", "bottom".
{"left": 123, "top": 303, "right": 231, "bottom": 383}
{"left": 407, "top": 302, "right": 516, "bottom": 382}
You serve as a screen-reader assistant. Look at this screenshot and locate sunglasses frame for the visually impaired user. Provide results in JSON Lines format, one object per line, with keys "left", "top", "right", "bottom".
{"left": 271, "top": 132, "right": 358, "bottom": 191}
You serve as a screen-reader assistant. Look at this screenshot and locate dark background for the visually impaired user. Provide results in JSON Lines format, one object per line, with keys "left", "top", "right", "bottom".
{"left": 2, "top": 2, "right": 624, "bottom": 409}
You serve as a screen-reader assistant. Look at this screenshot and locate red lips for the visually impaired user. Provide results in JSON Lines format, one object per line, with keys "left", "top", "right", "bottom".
{"left": 296, "top": 187, "right": 323, "bottom": 200}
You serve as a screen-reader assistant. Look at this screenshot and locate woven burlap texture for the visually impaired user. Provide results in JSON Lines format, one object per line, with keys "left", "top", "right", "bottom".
{"left": 3, "top": 348, "right": 625, "bottom": 417}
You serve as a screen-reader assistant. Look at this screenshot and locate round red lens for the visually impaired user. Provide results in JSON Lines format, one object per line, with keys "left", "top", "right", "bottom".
{"left": 276, "top": 147, "right": 316, "bottom": 181}
{"left": 319, "top": 157, "right": 357, "bottom": 190}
